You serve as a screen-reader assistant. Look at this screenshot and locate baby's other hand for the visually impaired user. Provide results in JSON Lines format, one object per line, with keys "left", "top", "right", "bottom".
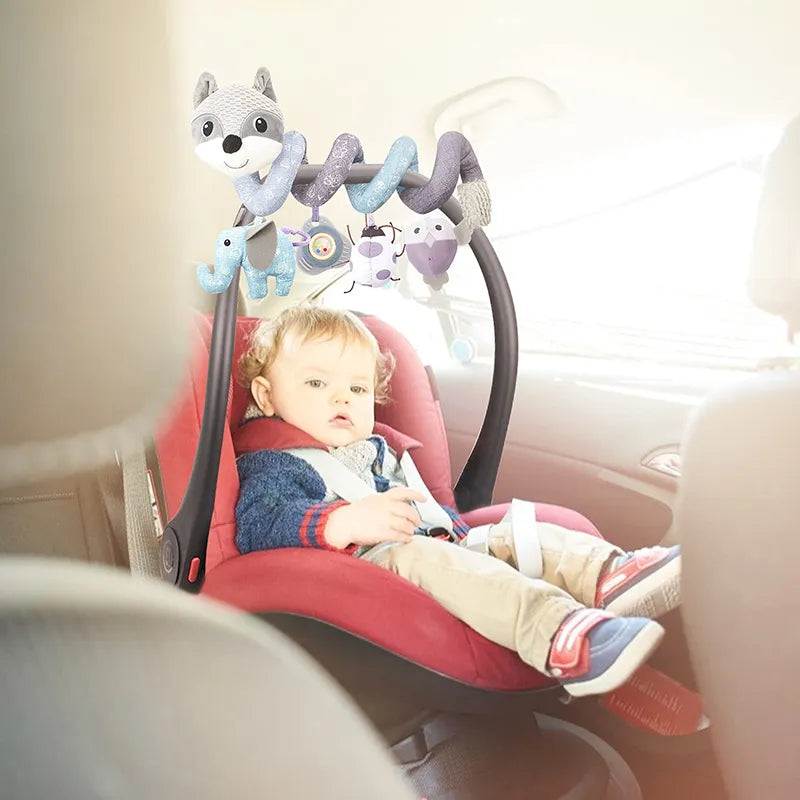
{"left": 324, "top": 488, "right": 427, "bottom": 550}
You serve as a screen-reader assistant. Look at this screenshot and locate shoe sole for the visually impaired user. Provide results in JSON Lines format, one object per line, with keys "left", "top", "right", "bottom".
{"left": 604, "top": 554, "right": 681, "bottom": 619}
{"left": 563, "top": 621, "right": 664, "bottom": 698}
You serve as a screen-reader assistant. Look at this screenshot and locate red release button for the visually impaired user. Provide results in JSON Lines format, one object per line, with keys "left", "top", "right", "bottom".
{"left": 188, "top": 557, "right": 201, "bottom": 583}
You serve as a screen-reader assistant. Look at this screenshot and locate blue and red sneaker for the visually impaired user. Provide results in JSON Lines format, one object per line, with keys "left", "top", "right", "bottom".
{"left": 596, "top": 545, "right": 681, "bottom": 619}
{"left": 547, "top": 609, "right": 664, "bottom": 698}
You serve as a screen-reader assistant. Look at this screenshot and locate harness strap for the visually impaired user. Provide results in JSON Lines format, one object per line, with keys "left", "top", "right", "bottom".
{"left": 287, "top": 447, "right": 454, "bottom": 534}
{"left": 461, "top": 499, "right": 543, "bottom": 578}
{"left": 396, "top": 451, "right": 454, "bottom": 534}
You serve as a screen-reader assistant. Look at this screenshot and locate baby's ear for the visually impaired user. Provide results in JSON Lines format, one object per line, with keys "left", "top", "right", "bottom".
{"left": 251, "top": 376, "right": 275, "bottom": 416}
{"left": 253, "top": 67, "right": 277, "bottom": 103}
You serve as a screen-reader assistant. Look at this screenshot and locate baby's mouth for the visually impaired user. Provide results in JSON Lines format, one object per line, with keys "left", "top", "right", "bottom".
{"left": 330, "top": 413, "right": 352, "bottom": 428}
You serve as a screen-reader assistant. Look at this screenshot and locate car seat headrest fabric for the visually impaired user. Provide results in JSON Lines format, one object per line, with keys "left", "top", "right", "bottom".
{"left": 747, "top": 113, "right": 800, "bottom": 332}
{"left": 0, "top": 558, "right": 416, "bottom": 800}
{"left": 0, "top": 2, "right": 189, "bottom": 489}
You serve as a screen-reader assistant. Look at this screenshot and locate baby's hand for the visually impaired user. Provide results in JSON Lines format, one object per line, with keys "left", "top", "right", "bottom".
{"left": 324, "top": 488, "right": 427, "bottom": 550}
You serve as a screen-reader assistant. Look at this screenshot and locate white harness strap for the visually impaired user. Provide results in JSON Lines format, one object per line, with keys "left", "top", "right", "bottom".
{"left": 462, "top": 499, "right": 543, "bottom": 578}
{"left": 395, "top": 451, "right": 454, "bottom": 533}
{"left": 288, "top": 447, "right": 454, "bottom": 534}
{"left": 288, "top": 448, "right": 543, "bottom": 576}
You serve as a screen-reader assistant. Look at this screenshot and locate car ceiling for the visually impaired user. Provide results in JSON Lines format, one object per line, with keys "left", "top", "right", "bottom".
{"left": 174, "top": 0, "right": 800, "bottom": 265}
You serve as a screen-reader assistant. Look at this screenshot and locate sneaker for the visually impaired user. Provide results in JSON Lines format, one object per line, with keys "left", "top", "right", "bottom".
{"left": 547, "top": 609, "right": 664, "bottom": 698}
{"left": 596, "top": 545, "right": 681, "bottom": 619}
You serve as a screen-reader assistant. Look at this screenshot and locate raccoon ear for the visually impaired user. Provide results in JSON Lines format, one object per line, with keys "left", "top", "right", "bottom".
{"left": 193, "top": 72, "right": 217, "bottom": 108}
{"left": 253, "top": 67, "right": 277, "bottom": 103}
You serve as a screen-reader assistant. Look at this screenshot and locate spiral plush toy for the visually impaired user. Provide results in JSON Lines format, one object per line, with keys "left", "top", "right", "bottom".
{"left": 191, "top": 67, "right": 492, "bottom": 244}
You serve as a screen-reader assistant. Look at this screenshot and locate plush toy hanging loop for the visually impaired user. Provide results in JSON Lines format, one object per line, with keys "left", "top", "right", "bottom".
{"left": 288, "top": 134, "right": 362, "bottom": 275}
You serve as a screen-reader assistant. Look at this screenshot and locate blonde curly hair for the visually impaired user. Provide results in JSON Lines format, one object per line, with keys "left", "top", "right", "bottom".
{"left": 239, "top": 305, "right": 395, "bottom": 404}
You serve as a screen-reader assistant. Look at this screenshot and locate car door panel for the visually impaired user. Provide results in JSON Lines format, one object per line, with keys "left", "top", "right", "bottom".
{"left": 435, "top": 357, "right": 710, "bottom": 549}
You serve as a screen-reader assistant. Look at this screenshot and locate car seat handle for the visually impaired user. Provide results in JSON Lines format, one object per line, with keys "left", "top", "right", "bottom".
{"left": 161, "top": 257, "right": 240, "bottom": 591}
{"left": 162, "top": 165, "right": 517, "bottom": 589}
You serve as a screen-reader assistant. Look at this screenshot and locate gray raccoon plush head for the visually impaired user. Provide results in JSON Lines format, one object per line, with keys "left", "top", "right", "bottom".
{"left": 191, "top": 67, "right": 285, "bottom": 179}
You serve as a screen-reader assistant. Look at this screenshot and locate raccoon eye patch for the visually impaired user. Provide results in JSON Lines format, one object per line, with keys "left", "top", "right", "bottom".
{"left": 239, "top": 110, "right": 284, "bottom": 144}
{"left": 202, "top": 120, "right": 214, "bottom": 137}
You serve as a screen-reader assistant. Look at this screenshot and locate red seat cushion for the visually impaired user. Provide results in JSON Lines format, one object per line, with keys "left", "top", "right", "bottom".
{"left": 156, "top": 312, "right": 602, "bottom": 691}
{"left": 201, "top": 499, "right": 600, "bottom": 691}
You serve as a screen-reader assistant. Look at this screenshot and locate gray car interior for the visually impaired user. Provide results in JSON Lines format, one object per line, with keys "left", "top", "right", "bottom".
{"left": 678, "top": 113, "right": 800, "bottom": 800}
{"left": 2, "top": 2, "right": 797, "bottom": 799}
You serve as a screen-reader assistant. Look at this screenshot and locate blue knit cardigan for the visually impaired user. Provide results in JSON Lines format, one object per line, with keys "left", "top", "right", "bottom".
{"left": 235, "top": 440, "right": 470, "bottom": 556}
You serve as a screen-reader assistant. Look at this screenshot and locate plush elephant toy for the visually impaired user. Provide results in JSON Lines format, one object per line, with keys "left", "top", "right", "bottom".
{"left": 197, "top": 218, "right": 296, "bottom": 300}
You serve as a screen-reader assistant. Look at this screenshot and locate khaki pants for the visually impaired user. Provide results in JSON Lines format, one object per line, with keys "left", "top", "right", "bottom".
{"left": 361, "top": 522, "right": 620, "bottom": 673}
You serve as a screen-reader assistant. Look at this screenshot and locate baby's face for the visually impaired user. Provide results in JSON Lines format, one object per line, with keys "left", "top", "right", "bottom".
{"left": 262, "top": 333, "right": 377, "bottom": 447}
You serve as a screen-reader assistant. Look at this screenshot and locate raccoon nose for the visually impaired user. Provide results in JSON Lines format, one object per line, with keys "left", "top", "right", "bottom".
{"left": 222, "top": 134, "right": 242, "bottom": 154}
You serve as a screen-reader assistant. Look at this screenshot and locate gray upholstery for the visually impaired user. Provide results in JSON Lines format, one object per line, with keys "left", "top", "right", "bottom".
{"left": 0, "top": 463, "right": 128, "bottom": 566}
{"left": 678, "top": 113, "right": 800, "bottom": 800}
{"left": 0, "top": 559, "right": 415, "bottom": 800}
{"left": 678, "top": 373, "right": 800, "bottom": 800}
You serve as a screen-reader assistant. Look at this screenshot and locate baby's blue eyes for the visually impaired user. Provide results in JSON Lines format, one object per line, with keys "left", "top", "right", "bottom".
{"left": 306, "top": 379, "right": 324, "bottom": 388}
{"left": 350, "top": 385, "right": 368, "bottom": 395}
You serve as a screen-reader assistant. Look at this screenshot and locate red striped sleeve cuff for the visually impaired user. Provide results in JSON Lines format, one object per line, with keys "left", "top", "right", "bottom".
{"left": 312, "top": 501, "right": 358, "bottom": 554}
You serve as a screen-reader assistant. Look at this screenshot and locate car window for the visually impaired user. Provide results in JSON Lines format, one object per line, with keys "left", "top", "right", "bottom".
{"left": 340, "top": 126, "right": 797, "bottom": 374}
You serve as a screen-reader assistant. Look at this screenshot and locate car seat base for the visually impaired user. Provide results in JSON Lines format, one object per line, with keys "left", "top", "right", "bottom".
{"left": 394, "top": 711, "right": 640, "bottom": 800}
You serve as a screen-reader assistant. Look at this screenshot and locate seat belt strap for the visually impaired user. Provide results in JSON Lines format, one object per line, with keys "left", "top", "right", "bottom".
{"left": 288, "top": 447, "right": 453, "bottom": 533}
{"left": 120, "top": 442, "right": 162, "bottom": 578}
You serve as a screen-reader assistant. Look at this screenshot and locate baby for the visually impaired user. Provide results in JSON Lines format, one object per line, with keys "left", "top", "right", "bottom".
{"left": 234, "top": 305, "right": 681, "bottom": 697}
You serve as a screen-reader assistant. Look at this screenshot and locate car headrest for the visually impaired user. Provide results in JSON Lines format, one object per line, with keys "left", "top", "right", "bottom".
{"left": 0, "top": 558, "right": 415, "bottom": 800}
{"left": 0, "top": 2, "right": 189, "bottom": 489}
{"left": 747, "top": 114, "right": 800, "bottom": 333}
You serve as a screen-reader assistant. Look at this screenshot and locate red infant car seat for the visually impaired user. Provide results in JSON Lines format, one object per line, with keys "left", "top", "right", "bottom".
{"left": 156, "top": 312, "right": 603, "bottom": 704}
